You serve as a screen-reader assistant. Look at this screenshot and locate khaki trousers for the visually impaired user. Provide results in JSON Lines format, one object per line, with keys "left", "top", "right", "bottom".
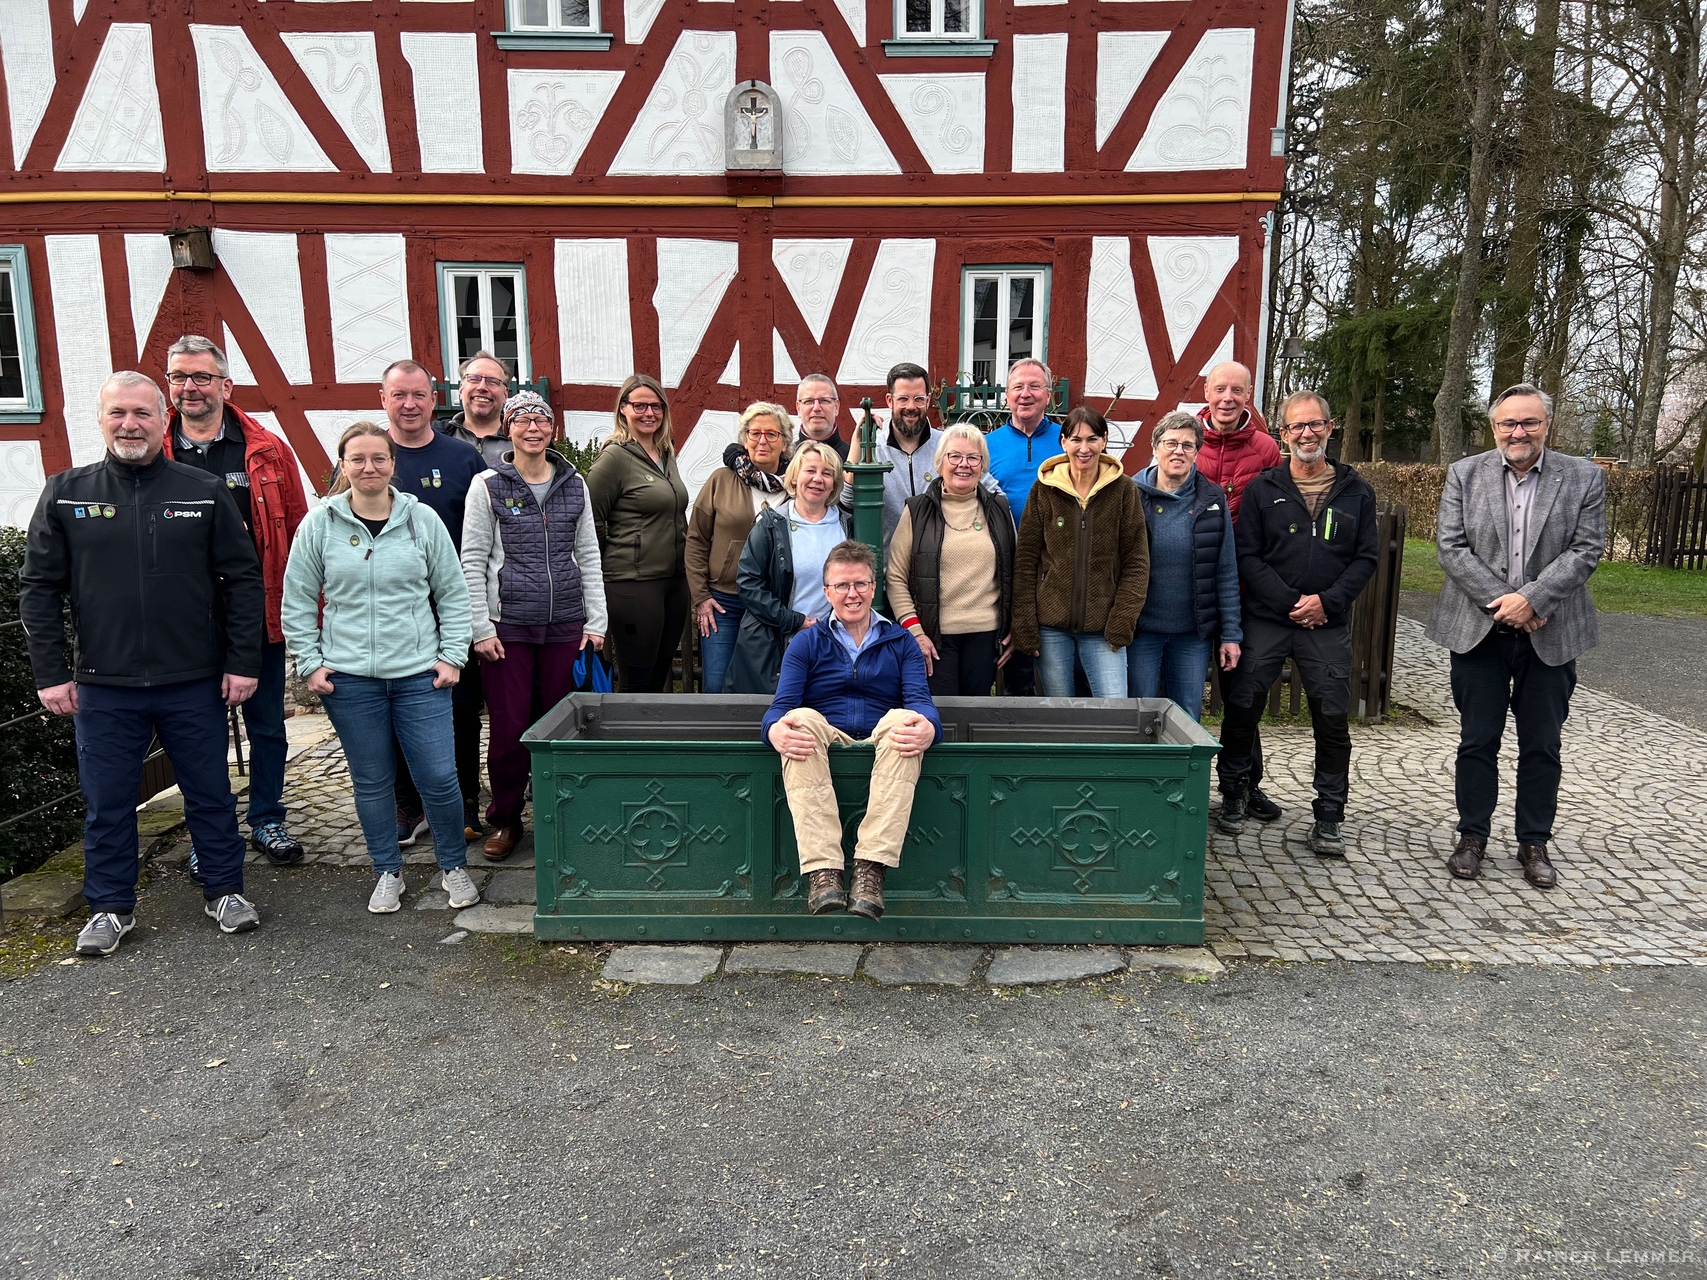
{"left": 779, "top": 707, "right": 924, "bottom": 874}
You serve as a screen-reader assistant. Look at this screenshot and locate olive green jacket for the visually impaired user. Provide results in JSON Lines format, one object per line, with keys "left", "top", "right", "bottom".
{"left": 585, "top": 437, "right": 690, "bottom": 582}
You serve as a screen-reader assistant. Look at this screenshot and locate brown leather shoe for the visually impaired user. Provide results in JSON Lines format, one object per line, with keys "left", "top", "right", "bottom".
{"left": 482, "top": 823, "right": 523, "bottom": 861}
{"left": 1446, "top": 834, "right": 1486, "bottom": 879}
{"left": 1517, "top": 842, "right": 1557, "bottom": 889}
{"left": 848, "top": 859, "right": 887, "bottom": 920}
{"left": 807, "top": 868, "right": 846, "bottom": 914}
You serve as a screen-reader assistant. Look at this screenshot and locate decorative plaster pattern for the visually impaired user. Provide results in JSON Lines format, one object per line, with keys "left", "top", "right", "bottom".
{"left": 1085, "top": 237, "right": 1157, "bottom": 400}
{"left": 674, "top": 410, "right": 742, "bottom": 504}
{"left": 1128, "top": 28, "right": 1254, "bottom": 172}
{"left": 625, "top": 0, "right": 668, "bottom": 44}
{"left": 1148, "top": 235, "right": 1241, "bottom": 360}
{"left": 44, "top": 235, "right": 112, "bottom": 467}
{"left": 830, "top": 0, "right": 866, "bottom": 46}
{"left": 772, "top": 239, "right": 852, "bottom": 343}
{"left": 400, "top": 32, "right": 484, "bottom": 174}
{"left": 717, "top": 344, "right": 740, "bottom": 386}
{"left": 3, "top": 0, "right": 54, "bottom": 169}
{"left": 508, "top": 69, "right": 623, "bottom": 175}
{"left": 836, "top": 239, "right": 935, "bottom": 385}
{"left": 282, "top": 32, "right": 392, "bottom": 174}
{"left": 1201, "top": 325, "right": 1235, "bottom": 375}
{"left": 56, "top": 24, "right": 166, "bottom": 172}
{"left": 325, "top": 234, "right": 411, "bottom": 383}
{"left": 555, "top": 239, "right": 634, "bottom": 387}
{"left": 610, "top": 31, "right": 734, "bottom": 176}
{"left": 190, "top": 25, "right": 335, "bottom": 173}
{"left": 654, "top": 239, "right": 738, "bottom": 388}
{"left": 1011, "top": 34, "right": 1067, "bottom": 173}
{"left": 212, "top": 230, "right": 313, "bottom": 385}
{"left": 770, "top": 31, "right": 899, "bottom": 176}
{"left": 124, "top": 233, "right": 174, "bottom": 360}
{"left": 0, "top": 442, "right": 47, "bottom": 530}
{"left": 772, "top": 330, "right": 799, "bottom": 386}
{"left": 560, "top": 411, "right": 611, "bottom": 451}
{"left": 1095, "top": 30, "right": 1167, "bottom": 150}
{"left": 878, "top": 73, "right": 984, "bottom": 174}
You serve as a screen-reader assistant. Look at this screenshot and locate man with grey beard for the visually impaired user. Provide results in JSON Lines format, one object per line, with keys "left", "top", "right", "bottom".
{"left": 1215, "top": 391, "right": 1379, "bottom": 859}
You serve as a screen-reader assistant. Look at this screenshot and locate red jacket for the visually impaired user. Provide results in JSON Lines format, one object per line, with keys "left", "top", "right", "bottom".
{"left": 165, "top": 406, "right": 310, "bottom": 645}
{"left": 1195, "top": 407, "right": 1279, "bottom": 522}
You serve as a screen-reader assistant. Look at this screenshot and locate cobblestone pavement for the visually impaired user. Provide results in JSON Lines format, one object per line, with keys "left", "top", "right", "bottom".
{"left": 222, "top": 615, "right": 1707, "bottom": 969}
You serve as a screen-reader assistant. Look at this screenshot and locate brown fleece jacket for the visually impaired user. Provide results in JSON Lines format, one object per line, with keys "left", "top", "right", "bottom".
{"left": 1011, "top": 453, "right": 1150, "bottom": 653}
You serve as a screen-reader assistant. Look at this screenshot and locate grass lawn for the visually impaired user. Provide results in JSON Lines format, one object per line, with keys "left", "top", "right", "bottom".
{"left": 1402, "top": 538, "right": 1707, "bottom": 619}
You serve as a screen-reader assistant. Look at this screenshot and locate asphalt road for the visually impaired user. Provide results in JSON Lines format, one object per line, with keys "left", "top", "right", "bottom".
{"left": 1400, "top": 591, "right": 1707, "bottom": 730}
{"left": 2, "top": 862, "right": 1703, "bottom": 1279}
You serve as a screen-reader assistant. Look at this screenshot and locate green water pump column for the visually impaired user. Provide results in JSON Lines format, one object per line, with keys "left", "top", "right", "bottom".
{"left": 846, "top": 397, "right": 894, "bottom": 611}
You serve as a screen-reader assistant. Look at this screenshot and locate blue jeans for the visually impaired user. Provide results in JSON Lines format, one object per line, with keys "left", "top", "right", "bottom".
{"left": 76, "top": 676, "right": 244, "bottom": 912}
{"left": 1128, "top": 631, "right": 1213, "bottom": 721}
{"left": 320, "top": 671, "right": 466, "bottom": 876}
{"left": 699, "top": 589, "right": 744, "bottom": 694}
{"left": 241, "top": 640, "right": 289, "bottom": 830}
{"left": 1038, "top": 627, "right": 1127, "bottom": 698}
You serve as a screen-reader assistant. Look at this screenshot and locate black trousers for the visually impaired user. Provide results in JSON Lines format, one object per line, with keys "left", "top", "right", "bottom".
{"left": 1000, "top": 648, "right": 1036, "bottom": 696}
{"left": 607, "top": 576, "right": 692, "bottom": 693}
{"left": 926, "top": 630, "right": 1000, "bottom": 698}
{"left": 1217, "top": 617, "right": 1353, "bottom": 822}
{"left": 396, "top": 656, "right": 484, "bottom": 815}
{"left": 1450, "top": 628, "right": 1576, "bottom": 845}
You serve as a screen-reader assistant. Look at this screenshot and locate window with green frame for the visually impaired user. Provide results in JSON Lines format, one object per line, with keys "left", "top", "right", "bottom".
{"left": 0, "top": 246, "right": 44, "bottom": 424}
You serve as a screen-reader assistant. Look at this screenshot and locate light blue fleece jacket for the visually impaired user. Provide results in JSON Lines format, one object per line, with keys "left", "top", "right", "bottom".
{"left": 282, "top": 489, "right": 472, "bottom": 679}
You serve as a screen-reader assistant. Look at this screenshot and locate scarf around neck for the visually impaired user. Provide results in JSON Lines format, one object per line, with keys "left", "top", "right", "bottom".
{"left": 724, "top": 442, "right": 786, "bottom": 494}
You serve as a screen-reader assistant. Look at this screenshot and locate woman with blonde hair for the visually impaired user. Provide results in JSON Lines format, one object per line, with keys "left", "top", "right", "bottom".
{"left": 728, "top": 440, "right": 853, "bottom": 694}
{"left": 887, "top": 422, "right": 1017, "bottom": 696}
{"left": 685, "top": 402, "right": 793, "bottom": 692}
{"left": 586, "top": 374, "right": 691, "bottom": 691}
{"left": 282, "top": 422, "right": 480, "bottom": 915}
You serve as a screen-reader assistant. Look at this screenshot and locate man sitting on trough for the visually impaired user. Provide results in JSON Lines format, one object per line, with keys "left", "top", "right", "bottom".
{"left": 763, "top": 541, "right": 942, "bottom": 920}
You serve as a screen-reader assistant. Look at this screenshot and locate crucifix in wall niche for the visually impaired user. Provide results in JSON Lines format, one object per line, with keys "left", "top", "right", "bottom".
{"left": 738, "top": 91, "right": 770, "bottom": 151}
{"left": 724, "top": 79, "right": 783, "bottom": 174}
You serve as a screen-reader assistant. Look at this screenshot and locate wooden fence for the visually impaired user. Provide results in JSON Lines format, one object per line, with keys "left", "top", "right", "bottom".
{"left": 1646, "top": 466, "right": 1707, "bottom": 570}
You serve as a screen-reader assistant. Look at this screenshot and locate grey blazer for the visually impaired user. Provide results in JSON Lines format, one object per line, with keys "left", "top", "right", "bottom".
{"left": 1425, "top": 449, "right": 1606, "bottom": 666}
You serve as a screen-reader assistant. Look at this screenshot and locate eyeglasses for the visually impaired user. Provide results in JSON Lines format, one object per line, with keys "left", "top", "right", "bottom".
{"left": 1156, "top": 440, "right": 1198, "bottom": 454}
{"left": 746, "top": 430, "right": 784, "bottom": 443}
{"left": 825, "top": 580, "right": 874, "bottom": 595}
{"left": 1285, "top": 418, "right": 1331, "bottom": 435}
{"left": 624, "top": 401, "right": 665, "bottom": 418}
{"left": 890, "top": 395, "right": 931, "bottom": 407}
{"left": 943, "top": 453, "right": 982, "bottom": 468}
{"left": 1492, "top": 418, "right": 1545, "bottom": 434}
{"left": 510, "top": 414, "right": 551, "bottom": 429}
{"left": 800, "top": 396, "right": 838, "bottom": 408}
{"left": 165, "top": 371, "right": 220, "bottom": 388}
{"left": 462, "top": 374, "right": 507, "bottom": 389}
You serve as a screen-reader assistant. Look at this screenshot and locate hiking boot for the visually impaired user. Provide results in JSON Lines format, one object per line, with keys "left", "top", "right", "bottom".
{"left": 1518, "top": 842, "right": 1557, "bottom": 889}
{"left": 396, "top": 806, "right": 427, "bottom": 848}
{"left": 1305, "top": 820, "right": 1346, "bottom": 858}
{"left": 251, "top": 821, "right": 305, "bottom": 866}
{"left": 368, "top": 872, "right": 406, "bottom": 914}
{"left": 806, "top": 868, "right": 846, "bottom": 915}
{"left": 848, "top": 860, "right": 887, "bottom": 920}
{"left": 463, "top": 802, "right": 484, "bottom": 844}
{"left": 204, "top": 894, "right": 260, "bottom": 934}
{"left": 75, "top": 912, "right": 134, "bottom": 957}
{"left": 1217, "top": 790, "right": 1248, "bottom": 834}
{"left": 1246, "top": 788, "right": 1284, "bottom": 822}
{"left": 1447, "top": 834, "right": 1487, "bottom": 880}
{"left": 442, "top": 866, "right": 480, "bottom": 909}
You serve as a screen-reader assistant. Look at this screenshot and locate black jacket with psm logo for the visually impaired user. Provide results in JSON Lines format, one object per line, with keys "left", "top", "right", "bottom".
{"left": 19, "top": 452, "right": 265, "bottom": 688}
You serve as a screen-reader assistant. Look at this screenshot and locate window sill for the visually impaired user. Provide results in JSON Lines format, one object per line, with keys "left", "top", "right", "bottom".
{"left": 881, "top": 37, "right": 997, "bottom": 58}
{"left": 0, "top": 410, "right": 42, "bottom": 424}
{"left": 492, "top": 31, "right": 614, "bottom": 51}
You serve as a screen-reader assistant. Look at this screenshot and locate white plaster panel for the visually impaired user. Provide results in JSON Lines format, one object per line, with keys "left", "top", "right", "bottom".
{"left": 72, "top": 0, "right": 89, "bottom": 19}
{"left": 654, "top": 238, "right": 738, "bottom": 388}
{"left": 304, "top": 409, "right": 384, "bottom": 493}
{"left": 325, "top": 233, "right": 411, "bottom": 383}
{"left": 45, "top": 235, "right": 112, "bottom": 467}
{"left": 1011, "top": 34, "right": 1067, "bottom": 173}
{"left": 878, "top": 73, "right": 984, "bottom": 174}
{"left": 771, "top": 31, "right": 899, "bottom": 176}
{"left": 836, "top": 239, "right": 935, "bottom": 386}
{"left": 1085, "top": 237, "right": 1157, "bottom": 400}
{"left": 507, "top": 69, "right": 623, "bottom": 175}
{"left": 675, "top": 410, "right": 742, "bottom": 504}
{"left": 1096, "top": 30, "right": 1167, "bottom": 150}
{"left": 717, "top": 343, "right": 740, "bottom": 386}
{"left": 625, "top": 0, "right": 668, "bottom": 44}
{"left": 282, "top": 31, "right": 392, "bottom": 174}
{"left": 212, "top": 230, "right": 312, "bottom": 385}
{"left": 190, "top": 25, "right": 335, "bottom": 173}
{"left": 555, "top": 239, "right": 633, "bottom": 387}
{"left": 0, "top": 442, "right": 47, "bottom": 530}
{"left": 1128, "top": 27, "right": 1254, "bottom": 172}
{"left": 772, "top": 239, "right": 851, "bottom": 344}
{"left": 3, "top": 0, "right": 54, "bottom": 168}
{"left": 772, "top": 330, "right": 799, "bottom": 386}
{"left": 400, "top": 32, "right": 483, "bottom": 174}
{"left": 124, "top": 233, "right": 174, "bottom": 360}
{"left": 560, "top": 411, "right": 611, "bottom": 451}
{"left": 1148, "top": 235, "right": 1240, "bottom": 360}
{"left": 610, "top": 31, "right": 734, "bottom": 175}
{"left": 223, "top": 325, "right": 256, "bottom": 386}
{"left": 246, "top": 410, "right": 322, "bottom": 505}
{"left": 56, "top": 24, "right": 166, "bottom": 171}
{"left": 1104, "top": 423, "right": 1142, "bottom": 464}
{"left": 830, "top": 0, "right": 866, "bottom": 45}
{"left": 1201, "top": 325, "right": 1235, "bottom": 375}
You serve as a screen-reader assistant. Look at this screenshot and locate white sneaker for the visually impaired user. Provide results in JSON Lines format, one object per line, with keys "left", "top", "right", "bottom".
{"left": 442, "top": 866, "right": 480, "bottom": 909}
{"left": 368, "top": 872, "right": 405, "bottom": 914}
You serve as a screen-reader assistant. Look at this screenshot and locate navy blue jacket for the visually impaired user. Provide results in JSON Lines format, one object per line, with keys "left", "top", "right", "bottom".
{"left": 761, "top": 615, "right": 943, "bottom": 745}
{"left": 1133, "top": 467, "right": 1242, "bottom": 643}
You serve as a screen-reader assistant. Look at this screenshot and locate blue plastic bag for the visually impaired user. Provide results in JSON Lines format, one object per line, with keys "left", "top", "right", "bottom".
{"left": 572, "top": 646, "right": 614, "bottom": 694}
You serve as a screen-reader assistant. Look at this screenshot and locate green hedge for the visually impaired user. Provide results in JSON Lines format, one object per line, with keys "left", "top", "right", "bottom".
{"left": 0, "top": 527, "right": 82, "bottom": 881}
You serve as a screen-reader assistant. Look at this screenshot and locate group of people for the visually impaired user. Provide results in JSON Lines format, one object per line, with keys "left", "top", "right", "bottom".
{"left": 19, "top": 335, "right": 1605, "bottom": 953}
